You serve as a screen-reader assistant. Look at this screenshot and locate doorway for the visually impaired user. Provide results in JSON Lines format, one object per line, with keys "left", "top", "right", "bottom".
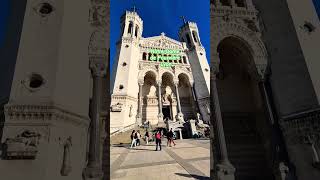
{"left": 162, "top": 106, "right": 171, "bottom": 120}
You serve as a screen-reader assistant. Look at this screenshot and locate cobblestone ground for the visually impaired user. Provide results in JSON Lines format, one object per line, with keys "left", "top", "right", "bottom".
{"left": 111, "top": 138, "right": 210, "bottom": 180}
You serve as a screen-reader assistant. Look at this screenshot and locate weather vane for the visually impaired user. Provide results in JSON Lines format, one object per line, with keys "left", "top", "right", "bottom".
{"left": 180, "top": 16, "right": 187, "bottom": 24}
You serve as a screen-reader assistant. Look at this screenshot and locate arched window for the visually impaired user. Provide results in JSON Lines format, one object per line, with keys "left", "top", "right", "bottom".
{"left": 235, "top": 0, "right": 245, "bottom": 7}
{"left": 135, "top": 26, "right": 139, "bottom": 37}
{"left": 128, "top": 22, "right": 133, "bottom": 34}
{"left": 186, "top": 34, "right": 191, "bottom": 45}
{"left": 192, "top": 31, "right": 198, "bottom": 43}
{"left": 148, "top": 53, "right": 152, "bottom": 60}
{"left": 183, "top": 56, "right": 187, "bottom": 64}
{"left": 142, "top": 52, "right": 147, "bottom": 60}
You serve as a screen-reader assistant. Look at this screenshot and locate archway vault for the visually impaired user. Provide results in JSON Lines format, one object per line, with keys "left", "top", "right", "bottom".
{"left": 211, "top": 22, "right": 269, "bottom": 80}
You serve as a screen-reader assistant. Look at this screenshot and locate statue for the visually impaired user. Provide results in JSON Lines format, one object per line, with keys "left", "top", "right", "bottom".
{"left": 129, "top": 105, "right": 133, "bottom": 117}
{"left": 60, "top": 136, "right": 72, "bottom": 176}
{"left": 162, "top": 86, "right": 172, "bottom": 105}
{"left": 148, "top": 85, "right": 156, "bottom": 97}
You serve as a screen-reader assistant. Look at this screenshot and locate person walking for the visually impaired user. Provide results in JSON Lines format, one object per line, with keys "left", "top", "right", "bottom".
{"left": 136, "top": 130, "right": 141, "bottom": 146}
{"left": 130, "top": 130, "right": 137, "bottom": 148}
{"left": 167, "top": 128, "right": 176, "bottom": 147}
{"left": 155, "top": 130, "right": 162, "bottom": 151}
{"left": 145, "top": 131, "right": 149, "bottom": 145}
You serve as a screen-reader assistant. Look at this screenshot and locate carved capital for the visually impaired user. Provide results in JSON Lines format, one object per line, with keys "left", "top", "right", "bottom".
{"left": 138, "top": 79, "right": 144, "bottom": 86}
{"left": 156, "top": 80, "right": 162, "bottom": 86}
{"left": 89, "top": 59, "right": 106, "bottom": 77}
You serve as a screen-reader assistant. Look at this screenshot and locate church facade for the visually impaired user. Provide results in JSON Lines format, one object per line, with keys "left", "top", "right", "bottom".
{"left": 110, "top": 11, "right": 210, "bottom": 133}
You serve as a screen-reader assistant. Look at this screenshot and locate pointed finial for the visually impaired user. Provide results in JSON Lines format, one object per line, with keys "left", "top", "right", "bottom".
{"left": 132, "top": 5, "right": 136, "bottom": 12}
{"left": 180, "top": 16, "right": 186, "bottom": 24}
{"left": 161, "top": 32, "right": 165, "bottom": 36}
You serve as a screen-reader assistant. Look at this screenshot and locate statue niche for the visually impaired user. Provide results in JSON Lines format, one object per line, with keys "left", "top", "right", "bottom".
{"left": 162, "top": 86, "right": 172, "bottom": 106}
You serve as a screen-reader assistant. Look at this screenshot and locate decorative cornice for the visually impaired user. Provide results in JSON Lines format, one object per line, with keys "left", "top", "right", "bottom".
{"left": 4, "top": 103, "right": 90, "bottom": 128}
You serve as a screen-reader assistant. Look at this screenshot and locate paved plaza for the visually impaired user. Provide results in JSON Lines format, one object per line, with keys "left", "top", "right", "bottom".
{"left": 110, "top": 139, "right": 210, "bottom": 180}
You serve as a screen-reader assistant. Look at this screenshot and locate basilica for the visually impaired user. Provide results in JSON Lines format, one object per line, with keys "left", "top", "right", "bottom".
{"left": 110, "top": 10, "right": 210, "bottom": 133}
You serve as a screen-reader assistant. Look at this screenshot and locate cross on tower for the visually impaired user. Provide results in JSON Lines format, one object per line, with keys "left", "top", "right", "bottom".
{"left": 132, "top": 5, "right": 136, "bottom": 12}
{"left": 180, "top": 16, "right": 187, "bottom": 24}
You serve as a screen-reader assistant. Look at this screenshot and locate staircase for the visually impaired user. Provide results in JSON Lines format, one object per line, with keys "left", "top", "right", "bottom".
{"left": 222, "top": 113, "right": 274, "bottom": 180}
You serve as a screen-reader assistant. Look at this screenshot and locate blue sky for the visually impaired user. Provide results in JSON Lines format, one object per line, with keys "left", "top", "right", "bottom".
{"left": 110, "top": 0, "right": 210, "bottom": 71}
{"left": 0, "top": 0, "right": 9, "bottom": 47}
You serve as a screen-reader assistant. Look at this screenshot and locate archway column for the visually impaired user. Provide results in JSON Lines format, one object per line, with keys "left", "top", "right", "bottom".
{"left": 174, "top": 80, "right": 184, "bottom": 123}
{"left": 136, "top": 80, "right": 144, "bottom": 125}
{"left": 258, "top": 77, "right": 275, "bottom": 125}
{"left": 211, "top": 72, "right": 235, "bottom": 180}
{"left": 83, "top": 59, "right": 105, "bottom": 179}
{"left": 157, "top": 80, "right": 164, "bottom": 121}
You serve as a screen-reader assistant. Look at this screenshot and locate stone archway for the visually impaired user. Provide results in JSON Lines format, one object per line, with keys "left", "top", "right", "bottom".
{"left": 161, "top": 72, "right": 175, "bottom": 121}
{"left": 177, "top": 73, "right": 196, "bottom": 120}
{"left": 142, "top": 71, "right": 158, "bottom": 124}
{"left": 215, "top": 36, "right": 274, "bottom": 179}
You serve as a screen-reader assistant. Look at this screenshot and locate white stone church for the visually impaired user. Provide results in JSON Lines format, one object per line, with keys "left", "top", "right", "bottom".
{"left": 110, "top": 10, "right": 210, "bottom": 133}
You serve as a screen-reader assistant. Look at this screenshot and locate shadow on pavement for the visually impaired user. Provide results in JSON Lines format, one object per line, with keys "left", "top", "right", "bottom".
{"left": 175, "top": 173, "right": 210, "bottom": 180}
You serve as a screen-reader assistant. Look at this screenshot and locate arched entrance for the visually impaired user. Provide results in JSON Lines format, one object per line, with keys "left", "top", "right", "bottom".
{"left": 216, "top": 36, "right": 273, "bottom": 179}
{"left": 142, "top": 71, "right": 157, "bottom": 124}
{"left": 161, "top": 72, "right": 175, "bottom": 121}
{"left": 178, "top": 73, "right": 196, "bottom": 120}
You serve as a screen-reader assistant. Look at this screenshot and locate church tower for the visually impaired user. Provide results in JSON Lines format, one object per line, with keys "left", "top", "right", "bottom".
{"left": 179, "top": 21, "right": 210, "bottom": 123}
{"left": 110, "top": 10, "right": 143, "bottom": 132}
{"left": 0, "top": 1, "right": 91, "bottom": 180}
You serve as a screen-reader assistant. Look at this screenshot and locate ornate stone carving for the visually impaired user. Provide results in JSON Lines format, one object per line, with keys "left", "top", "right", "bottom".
{"left": 280, "top": 109, "right": 320, "bottom": 145}
{"left": 60, "top": 136, "right": 72, "bottom": 176}
{"left": 89, "top": 4, "right": 107, "bottom": 27}
{"left": 110, "top": 103, "right": 123, "bottom": 112}
{"left": 2, "top": 130, "right": 41, "bottom": 159}
{"left": 89, "top": 59, "right": 106, "bottom": 77}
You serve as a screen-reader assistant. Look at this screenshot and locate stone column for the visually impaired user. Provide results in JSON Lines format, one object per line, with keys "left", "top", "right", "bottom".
{"left": 212, "top": 73, "right": 235, "bottom": 180}
{"left": 136, "top": 80, "right": 143, "bottom": 125}
{"left": 83, "top": 60, "right": 105, "bottom": 180}
{"left": 174, "top": 80, "right": 184, "bottom": 123}
{"left": 157, "top": 80, "right": 164, "bottom": 122}
{"left": 179, "top": 129, "right": 183, "bottom": 140}
{"left": 259, "top": 79, "right": 274, "bottom": 124}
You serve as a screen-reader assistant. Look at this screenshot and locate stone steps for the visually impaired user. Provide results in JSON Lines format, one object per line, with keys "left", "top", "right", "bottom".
{"left": 222, "top": 114, "right": 274, "bottom": 180}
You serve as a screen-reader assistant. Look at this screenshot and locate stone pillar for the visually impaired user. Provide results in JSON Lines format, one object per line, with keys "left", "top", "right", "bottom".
{"left": 259, "top": 79, "right": 274, "bottom": 124}
{"left": 179, "top": 129, "right": 183, "bottom": 140}
{"left": 189, "top": 119, "right": 197, "bottom": 137}
{"left": 157, "top": 80, "right": 164, "bottom": 122}
{"left": 212, "top": 73, "right": 235, "bottom": 180}
{"left": 136, "top": 80, "right": 143, "bottom": 125}
{"left": 174, "top": 80, "right": 184, "bottom": 123}
{"left": 83, "top": 60, "right": 105, "bottom": 180}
